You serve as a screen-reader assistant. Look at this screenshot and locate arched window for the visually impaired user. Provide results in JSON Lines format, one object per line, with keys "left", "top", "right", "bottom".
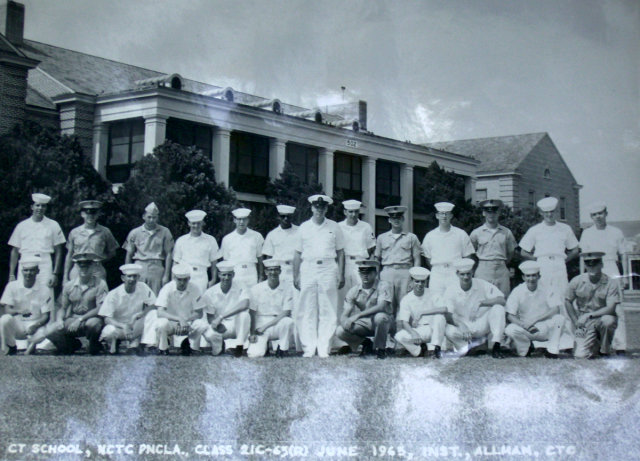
{"left": 544, "top": 168, "right": 551, "bottom": 179}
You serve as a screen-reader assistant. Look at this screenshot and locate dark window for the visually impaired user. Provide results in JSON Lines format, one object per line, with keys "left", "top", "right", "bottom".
{"left": 375, "top": 215, "right": 389, "bottom": 236}
{"left": 560, "top": 197, "right": 566, "bottom": 220}
{"left": 334, "top": 152, "right": 362, "bottom": 201}
{"left": 229, "top": 131, "right": 270, "bottom": 194}
{"left": 413, "top": 219, "right": 430, "bottom": 241}
{"left": 286, "top": 143, "right": 318, "bottom": 184}
{"left": 107, "top": 118, "right": 145, "bottom": 183}
{"left": 544, "top": 168, "right": 551, "bottom": 179}
{"left": 528, "top": 190, "right": 535, "bottom": 207}
{"left": 376, "top": 160, "right": 401, "bottom": 209}
{"left": 166, "top": 118, "right": 212, "bottom": 159}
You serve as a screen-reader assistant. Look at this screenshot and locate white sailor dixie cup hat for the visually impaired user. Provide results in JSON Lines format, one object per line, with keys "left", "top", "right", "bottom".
{"left": 232, "top": 208, "right": 251, "bottom": 219}
{"left": 119, "top": 264, "right": 143, "bottom": 275}
{"left": 434, "top": 202, "right": 455, "bottom": 213}
{"left": 263, "top": 259, "right": 282, "bottom": 269}
{"left": 409, "top": 267, "right": 430, "bottom": 280}
{"left": 454, "top": 258, "right": 475, "bottom": 272}
{"left": 537, "top": 197, "right": 558, "bottom": 212}
{"left": 342, "top": 200, "right": 362, "bottom": 210}
{"left": 185, "top": 210, "right": 206, "bottom": 222}
{"left": 276, "top": 204, "right": 296, "bottom": 215}
{"left": 216, "top": 261, "right": 235, "bottom": 272}
{"left": 518, "top": 261, "right": 540, "bottom": 275}
{"left": 31, "top": 193, "right": 51, "bottom": 204}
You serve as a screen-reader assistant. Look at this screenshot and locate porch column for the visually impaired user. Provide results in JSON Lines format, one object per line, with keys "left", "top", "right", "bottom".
{"left": 212, "top": 128, "right": 231, "bottom": 186}
{"left": 361, "top": 157, "right": 376, "bottom": 226}
{"left": 143, "top": 115, "right": 168, "bottom": 155}
{"left": 269, "top": 138, "right": 287, "bottom": 179}
{"left": 318, "top": 148, "right": 334, "bottom": 196}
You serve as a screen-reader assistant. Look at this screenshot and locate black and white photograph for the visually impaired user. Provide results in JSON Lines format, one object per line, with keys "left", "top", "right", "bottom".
{"left": 0, "top": 1, "right": 639, "bottom": 460}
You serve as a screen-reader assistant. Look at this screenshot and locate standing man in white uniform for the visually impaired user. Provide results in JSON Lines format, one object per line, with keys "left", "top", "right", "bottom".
{"left": 504, "top": 261, "right": 566, "bottom": 358}
{"left": 0, "top": 256, "right": 53, "bottom": 355}
{"left": 422, "top": 202, "right": 475, "bottom": 298}
{"left": 443, "top": 258, "right": 507, "bottom": 358}
{"left": 293, "top": 194, "right": 345, "bottom": 358}
{"left": 172, "top": 210, "right": 219, "bottom": 293}
{"left": 98, "top": 264, "right": 156, "bottom": 355}
{"left": 470, "top": 199, "right": 517, "bottom": 297}
{"left": 123, "top": 202, "right": 174, "bottom": 295}
{"left": 219, "top": 208, "right": 264, "bottom": 291}
{"left": 394, "top": 267, "right": 447, "bottom": 359}
{"left": 338, "top": 200, "right": 376, "bottom": 317}
{"left": 8, "top": 193, "right": 66, "bottom": 291}
{"left": 197, "top": 261, "right": 251, "bottom": 357}
{"left": 579, "top": 201, "right": 626, "bottom": 354}
{"left": 247, "top": 259, "right": 295, "bottom": 358}
{"left": 519, "top": 197, "right": 579, "bottom": 308}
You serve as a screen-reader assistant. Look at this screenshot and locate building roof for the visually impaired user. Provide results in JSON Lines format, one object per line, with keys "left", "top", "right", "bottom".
{"left": 426, "top": 132, "right": 548, "bottom": 175}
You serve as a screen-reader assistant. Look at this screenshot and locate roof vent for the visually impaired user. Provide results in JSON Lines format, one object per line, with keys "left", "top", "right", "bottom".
{"left": 202, "top": 87, "right": 234, "bottom": 102}
{"left": 135, "top": 73, "right": 183, "bottom": 90}
{"left": 248, "top": 98, "right": 282, "bottom": 114}
{"left": 328, "top": 119, "right": 360, "bottom": 132}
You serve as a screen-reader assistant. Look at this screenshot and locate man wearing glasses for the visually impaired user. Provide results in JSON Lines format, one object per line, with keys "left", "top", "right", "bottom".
{"left": 565, "top": 251, "right": 618, "bottom": 358}
{"left": 470, "top": 199, "right": 517, "bottom": 297}
{"left": 421, "top": 202, "right": 475, "bottom": 298}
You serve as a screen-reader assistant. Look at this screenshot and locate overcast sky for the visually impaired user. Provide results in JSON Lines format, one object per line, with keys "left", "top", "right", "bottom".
{"left": 21, "top": 0, "right": 640, "bottom": 223}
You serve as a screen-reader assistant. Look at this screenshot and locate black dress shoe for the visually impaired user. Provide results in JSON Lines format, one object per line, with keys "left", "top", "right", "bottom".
{"left": 433, "top": 345, "right": 442, "bottom": 359}
{"left": 525, "top": 343, "right": 535, "bottom": 357}
{"left": 5, "top": 345, "right": 17, "bottom": 356}
{"left": 359, "top": 338, "right": 373, "bottom": 356}
{"left": 180, "top": 338, "right": 192, "bottom": 356}
{"left": 275, "top": 347, "right": 288, "bottom": 358}
{"left": 336, "top": 345, "right": 352, "bottom": 355}
{"left": 616, "top": 350, "right": 626, "bottom": 357}
{"left": 233, "top": 345, "right": 244, "bottom": 358}
{"left": 491, "top": 343, "right": 505, "bottom": 359}
{"left": 376, "top": 348, "right": 387, "bottom": 360}
{"left": 544, "top": 351, "right": 559, "bottom": 359}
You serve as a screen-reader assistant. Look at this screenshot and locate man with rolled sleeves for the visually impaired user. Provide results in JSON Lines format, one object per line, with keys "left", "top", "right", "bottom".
{"left": 470, "top": 199, "right": 517, "bottom": 297}
{"left": 519, "top": 197, "right": 579, "bottom": 307}
{"left": 338, "top": 200, "right": 376, "bottom": 314}
{"left": 579, "top": 201, "right": 627, "bottom": 354}
{"left": 504, "top": 261, "right": 566, "bottom": 358}
{"left": 565, "top": 251, "right": 619, "bottom": 358}
{"left": 293, "top": 194, "right": 345, "bottom": 358}
{"left": 0, "top": 256, "right": 53, "bottom": 355}
{"left": 335, "top": 260, "right": 392, "bottom": 359}
{"left": 173, "top": 210, "right": 219, "bottom": 293}
{"left": 395, "top": 267, "right": 447, "bottom": 359}
{"left": 8, "top": 193, "right": 66, "bottom": 290}
{"left": 375, "top": 206, "right": 421, "bottom": 315}
{"left": 123, "top": 202, "right": 174, "bottom": 295}
{"left": 64, "top": 200, "right": 119, "bottom": 284}
{"left": 421, "top": 202, "right": 475, "bottom": 298}
{"left": 220, "top": 208, "right": 264, "bottom": 291}
{"left": 247, "top": 259, "right": 295, "bottom": 358}
{"left": 444, "top": 258, "right": 507, "bottom": 358}
{"left": 98, "top": 264, "right": 156, "bottom": 355}
{"left": 48, "top": 253, "right": 108, "bottom": 355}
{"left": 145, "top": 265, "right": 207, "bottom": 355}
{"left": 197, "top": 261, "right": 251, "bottom": 357}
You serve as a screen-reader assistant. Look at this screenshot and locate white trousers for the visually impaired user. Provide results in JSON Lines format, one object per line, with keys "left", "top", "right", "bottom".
{"left": 233, "top": 264, "right": 258, "bottom": 291}
{"left": 200, "top": 311, "right": 251, "bottom": 355}
{"left": 505, "top": 314, "right": 565, "bottom": 356}
{"left": 247, "top": 316, "right": 294, "bottom": 358}
{"left": 537, "top": 256, "right": 568, "bottom": 307}
{"left": 0, "top": 314, "right": 39, "bottom": 349}
{"left": 100, "top": 318, "right": 145, "bottom": 348}
{"left": 187, "top": 266, "right": 209, "bottom": 294}
{"left": 445, "top": 304, "right": 506, "bottom": 353}
{"left": 297, "top": 260, "right": 338, "bottom": 357}
{"left": 395, "top": 314, "right": 446, "bottom": 356}
{"left": 429, "top": 265, "right": 458, "bottom": 298}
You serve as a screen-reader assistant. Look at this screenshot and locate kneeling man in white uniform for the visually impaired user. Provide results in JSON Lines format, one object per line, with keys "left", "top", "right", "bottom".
{"left": 99, "top": 264, "right": 156, "bottom": 354}
{"left": 504, "top": 261, "right": 566, "bottom": 358}
{"left": 444, "top": 258, "right": 506, "bottom": 358}
{"left": 197, "top": 261, "right": 251, "bottom": 357}
{"left": 395, "top": 267, "right": 447, "bottom": 359}
{"left": 247, "top": 259, "right": 294, "bottom": 358}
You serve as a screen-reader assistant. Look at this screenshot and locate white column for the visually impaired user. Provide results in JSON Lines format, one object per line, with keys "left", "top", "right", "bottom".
{"left": 464, "top": 176, "right": 477, "bottom": 204}
{"left": 212, "top": 127, "right": 231, "bottom": 186}
{"left": 401, "top": 164, "right": 414, "bottom": 232}
{"left": 269, "top": 138, "right": 287, "bottom": 179}
{"left": 362, "top": 157, "right": 376, "bottom": 226}
{"left": 143, "top": 115, "right": 167, "bottom": 155}
{"left": 318, "top": 148, "right": 334, "bottom": 196}
{"left": 92, "top": 123, "right": 109, "bottom": 176}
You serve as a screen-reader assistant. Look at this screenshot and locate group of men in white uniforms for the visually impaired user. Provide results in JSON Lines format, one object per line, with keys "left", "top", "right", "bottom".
{"left": 1, "top": 190, "right": 627, "bottom": 359}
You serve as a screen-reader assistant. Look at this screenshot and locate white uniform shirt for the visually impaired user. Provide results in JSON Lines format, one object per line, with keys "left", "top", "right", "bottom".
{"left": 8, "top": 216, "right": 66, "bottom": 255}
{"left": 580, "top": 225, "right": 624, "bottom": 267}
{"left": 506, "top": 283, "right": 556, "bottom": 326}
{"left": 155, "top": 281, "right": 202, "bottom": 320}
{"left": 519, "top": 222, "right": 578, "bottom": 257}
{"left": 201, "top": 283, "right": 249, "bottom": 316}
{"left": 0, "top": 281, "right": 52, "bottom": 316}
{"left": 173, "top": 233, "right": 219, "bottom": 268}
{"left": 397, "top": 290, "right": 438, "bottom": 326}
{"left": 443, "top": 278, "right": 503, "bottom": 320}
{"left": 421, "top": 226, "right": 475, "bottom": 265}
{"left": 219, "top": 229, "right": 264, "bottom": 265}
{"left": 297, "top": 218, "right": 344, "bottom": 259}
{"left": 99, "top": 282, "right": 156, "bottom": 324}
{"left": 249, "top": 281, "right": 293, "bottom": 316}
{"left": 338, "top": 220, "right": 376, "bottom": 258}
{"left": 262, "top": 225, "right": 300, "bottom": 262}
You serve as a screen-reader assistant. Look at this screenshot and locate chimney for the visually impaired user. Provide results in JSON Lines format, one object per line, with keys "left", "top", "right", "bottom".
{"left": 0, "top": 1, "right": 25, "bottom": 47}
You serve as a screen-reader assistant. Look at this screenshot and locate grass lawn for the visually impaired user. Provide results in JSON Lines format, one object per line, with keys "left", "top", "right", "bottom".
{"left": 0, "top": 352, "right": 638, "bottom": 460}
